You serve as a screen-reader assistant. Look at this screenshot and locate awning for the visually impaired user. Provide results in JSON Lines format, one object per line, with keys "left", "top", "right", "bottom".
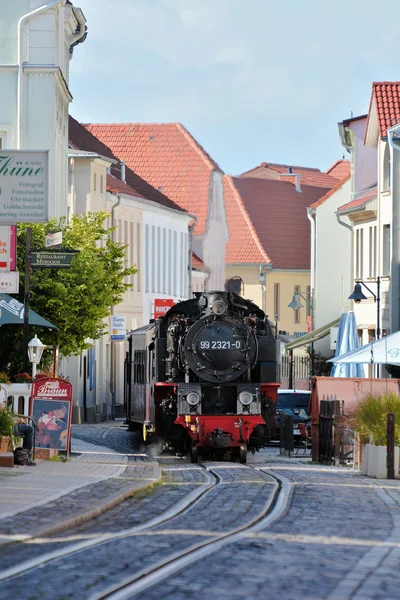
{"left": 0, "top": 294, "right": 57, "bottom": 329}
{"left": 285, "top": 318, "right": 340, "bottom": 351}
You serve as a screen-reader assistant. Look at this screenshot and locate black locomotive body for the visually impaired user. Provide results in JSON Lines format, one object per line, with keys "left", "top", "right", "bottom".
{"left": 125, "top": 291, "right": 280, "bottom": 463}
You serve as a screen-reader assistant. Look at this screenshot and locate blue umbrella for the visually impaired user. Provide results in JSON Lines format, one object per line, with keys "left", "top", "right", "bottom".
{"left": 330, "top": 311, "right": 364, "bottom": 378}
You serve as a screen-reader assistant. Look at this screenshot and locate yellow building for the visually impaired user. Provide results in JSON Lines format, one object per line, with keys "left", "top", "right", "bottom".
{"left": 223, "top": 163, "right": 344, "bottom": 335}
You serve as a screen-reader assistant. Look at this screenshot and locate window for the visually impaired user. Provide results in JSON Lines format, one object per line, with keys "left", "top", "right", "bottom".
{"left": 369, "top": 226, "right": 377, "bottom": 278}
{"left": 273, "top": 283, "right": 280, "bottom": 319}
{"left": 383, "top": 143, "right": 391, "bottom": 191}
{"left": 383, "top": 224, "right": 391, "bottom": 276}
{"left": 355, "top": 228, "right": 364, "bottom": 279}
{"left": 93, "top": 172, "right": 97, "bottom": 191}
{"left": 100, "top": 174, "right": 104, "bottom": 194}
{"left": 294, "top": 285, "right": 300, "bottom": 324}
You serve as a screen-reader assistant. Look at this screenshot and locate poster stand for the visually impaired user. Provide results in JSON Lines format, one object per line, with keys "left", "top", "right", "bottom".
{"left": 29, "top": 376, "right": 73, "bottom": 458}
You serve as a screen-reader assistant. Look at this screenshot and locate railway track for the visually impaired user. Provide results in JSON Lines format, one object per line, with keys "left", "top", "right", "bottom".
{"left": 0, "top": 464, "right": 292, "bottom": 600}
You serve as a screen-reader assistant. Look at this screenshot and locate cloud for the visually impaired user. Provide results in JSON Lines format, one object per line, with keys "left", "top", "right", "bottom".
{"left": 217, "top": 47, "right": 246, "bottom": 65}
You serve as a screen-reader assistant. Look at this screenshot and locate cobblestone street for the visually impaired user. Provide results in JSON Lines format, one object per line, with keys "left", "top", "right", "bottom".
{"left": 1, "top": 424, "right": 400, "bottom": 600}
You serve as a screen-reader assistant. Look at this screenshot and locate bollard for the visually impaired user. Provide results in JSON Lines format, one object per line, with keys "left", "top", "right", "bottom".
{"left": 387, "top": 413, "right": 395, "bottom": 480}
{"left": 284, "top": 414, "right": 294, "bottom": 457}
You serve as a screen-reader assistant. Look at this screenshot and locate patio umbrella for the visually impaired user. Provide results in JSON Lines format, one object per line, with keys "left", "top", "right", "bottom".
{"left": 330, "top": 311, "right": 365, "bottom": 377}
{"left": 0, "top": 294, "right": 56, "bottom": 329}
{"left": 329, "top": 330, "right": 400, "bottom": 366}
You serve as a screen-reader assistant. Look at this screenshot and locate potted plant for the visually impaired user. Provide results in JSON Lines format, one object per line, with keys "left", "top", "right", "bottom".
{"left": 0, "top": 372, "right": 10, "bottom": 384}
{"left": 352, "top": 393, "right": 400, "bottom": 478}
{"left": 13, "top": 373, "right": 33, "bottom": 384}
{"left": 0, "top": 406, "right": 14, "bottom": 452}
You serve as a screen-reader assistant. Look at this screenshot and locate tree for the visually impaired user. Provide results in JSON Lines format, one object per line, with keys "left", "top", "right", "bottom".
{"left": 0, "top": 212, "right": 137, "bottom": 375}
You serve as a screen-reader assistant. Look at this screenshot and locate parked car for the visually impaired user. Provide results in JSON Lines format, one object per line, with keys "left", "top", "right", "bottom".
{"left": 274, "top": 389, "right": 311, "bottom": 440}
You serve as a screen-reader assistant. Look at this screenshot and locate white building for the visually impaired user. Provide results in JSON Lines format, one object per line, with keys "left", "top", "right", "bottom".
{"left": 67, "top": 117, "right": 196, "bottom": 422}
{"left": 0, "top": 0, "right": 86, "bottom": 217}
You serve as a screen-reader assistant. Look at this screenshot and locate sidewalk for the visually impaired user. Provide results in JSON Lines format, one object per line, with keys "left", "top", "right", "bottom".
{"left": 0, "top": 437, "right": 161, "bottom": 545}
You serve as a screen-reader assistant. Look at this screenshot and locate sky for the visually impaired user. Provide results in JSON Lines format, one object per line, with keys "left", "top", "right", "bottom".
{"left": 69, "top": 0, "right": 400, "bottom": 176}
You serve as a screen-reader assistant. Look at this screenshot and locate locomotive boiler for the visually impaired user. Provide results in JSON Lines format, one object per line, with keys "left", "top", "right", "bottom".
{"left": 125, "top": 291, "right": 280, "bottom": 463}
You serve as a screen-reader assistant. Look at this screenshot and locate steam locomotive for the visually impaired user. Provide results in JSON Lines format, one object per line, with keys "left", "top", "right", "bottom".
{"left": 124, "top": 291, "right": 280, "bottom": 463}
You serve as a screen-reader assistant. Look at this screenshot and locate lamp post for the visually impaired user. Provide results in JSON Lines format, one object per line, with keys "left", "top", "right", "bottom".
{"left": 288, "top": 291, "right": 314, "bottom": 384}
{"left": 28, "top": 335, "right": 46, "bottom": 379}
{"left": 348, "top": 277, "right": 380, "bottom": 340}
{"left": 259, "top": 264, "right": 273, "bottom": 314}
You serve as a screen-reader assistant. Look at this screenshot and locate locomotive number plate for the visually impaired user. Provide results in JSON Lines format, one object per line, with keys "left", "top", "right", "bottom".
{"left": 199, "top": 340, "right": 242, "bottom": 350}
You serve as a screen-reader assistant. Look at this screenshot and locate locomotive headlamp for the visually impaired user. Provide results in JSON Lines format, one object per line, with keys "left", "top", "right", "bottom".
{"left": 212, "top": 300, "right": 226, "bottom": 316}
{"left": 238, "top": 391, "right": 253, "bottom": 406}
{"left": 186, "top": 391, "right": 201, "bottom": 406}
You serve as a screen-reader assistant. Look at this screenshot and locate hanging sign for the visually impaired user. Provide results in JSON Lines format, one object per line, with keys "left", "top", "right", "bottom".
{"left": 0, "top": 150, "right": 49, "bottom": 223}
{"left": 111, "top": 315, "right": 126, "bottom": 341}
{"left": 0, "top": 271, "right": 19, "bottom": 293}
{"left": 31, "top": 251, "right": 78, "bottom": 268}
{"left": 154, "top": 298, "right": 175, "bottom": 319}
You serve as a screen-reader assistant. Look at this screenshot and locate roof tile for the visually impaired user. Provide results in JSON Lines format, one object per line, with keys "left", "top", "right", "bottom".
{"left": 226, "top": 177, "right": 331, "bottom": 269}
{"left": 369, "top": 82, "right": 400, "bottom": 137}
{"left": 84, "top": 123, "right": 219, "bottom": 235}
{"left": 68, "top": 116, "right": 185, "bottom": 212}
{"left": 239, "top": 162, "right": 341, "bottom": 188}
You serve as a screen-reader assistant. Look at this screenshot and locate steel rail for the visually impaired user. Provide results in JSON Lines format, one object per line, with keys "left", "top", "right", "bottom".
{"left": 0, "top": 464, "right": 219, "bottom": 583}
{"left": 91, "top": 467, "right": 292, "bottom": 600}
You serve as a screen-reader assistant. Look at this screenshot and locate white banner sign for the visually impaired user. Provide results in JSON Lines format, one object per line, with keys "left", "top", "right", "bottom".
{"left": 0, "top": 150, "right": 49, "bottom": 223}
{"left": 111, "top": 315, "right": 126, "bottom": 341}
{"left": 0, "top": 271, "right": 19, "bottom": 293}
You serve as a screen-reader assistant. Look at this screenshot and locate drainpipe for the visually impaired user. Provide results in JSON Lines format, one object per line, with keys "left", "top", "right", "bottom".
{"left": 17, "top": 1, "right": 65, "bottom": 149}
{"left": 335, "top": 211, "right": 353, "bottom": 313}
{"left": 69, "top": 7, "right": 86, "bottom": 46}
{"left": 306, "top": 207, "right": 315, "bottom": 331}
{"left": 188, "top": 222, "right": 195, "bottom": 297}
{"left": 110, "top": 191, "right": 122, "bottom": 419}
{"left": 68, "top": 157, "right": 75, "bottom": 221}
{"left": 388, "top": 127, "right": 400, "bottom": 332}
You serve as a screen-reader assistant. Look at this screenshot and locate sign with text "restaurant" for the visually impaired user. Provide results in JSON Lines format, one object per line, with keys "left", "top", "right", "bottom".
{"left": 0, "top": 150, "right": 49, "bottom": 223}
{"left": 31, "top": 251, "right": 79, "bottom": 269}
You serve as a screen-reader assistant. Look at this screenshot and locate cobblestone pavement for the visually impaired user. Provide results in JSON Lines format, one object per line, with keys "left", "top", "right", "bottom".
{"left": 141, "top": 463, "right": 400, "bottom": 600}
{"left": 3, "top": 424, "right": 400, "bottom": 599}
{"left": 0, "top": 461, "right": 276, "bottom": 599}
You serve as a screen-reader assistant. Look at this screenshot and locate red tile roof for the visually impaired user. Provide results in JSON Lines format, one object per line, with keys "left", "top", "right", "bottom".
{"left": 310, "top": 174, "right": 351, "bottom": 209}
{"left": 239, "top": 162, "right": 340, "bottom": 188}
{"left": 326, "top": 159, "right": 351, "bottom": 180}
{"left": 106, "top": 174, "right": 144, "bottom": 198}
{"left": 223, "top": 176, "right": 270, "bottom": 264}
{"left": 83, "top": 123, "right": 220, "bottom": 235}
{"left": 337, "top": 186, "right": 377, "bottom": 212}
{"left": 225, "top": 177, "right": 331, "bottom": 269}
{"left": 69, "top": 116, "right": 185, "bottom": 212}
{"left": 369, "top": 82, "right": 400, "bottom": 137}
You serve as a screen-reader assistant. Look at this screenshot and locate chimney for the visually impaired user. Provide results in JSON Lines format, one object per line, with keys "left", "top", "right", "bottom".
{"left": 279, "top": 167, "right": 301, "bottom": 192}
{"left": 120, "top": 161, "right": 126, "bottom": 183}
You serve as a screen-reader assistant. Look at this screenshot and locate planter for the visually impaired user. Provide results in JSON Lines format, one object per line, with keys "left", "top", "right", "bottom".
{"left": 361, "top": 444, "right": 399, "bottom": 479}
{"left": 0, "top": 435, "right": 10, "bottom": 453}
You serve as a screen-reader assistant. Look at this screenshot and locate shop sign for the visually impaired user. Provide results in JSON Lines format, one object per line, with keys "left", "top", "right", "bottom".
{"left": 0, "top": 150, "right": 49, "bottom": 223}
{"left": 154, "top": 298, "right": 175, "bottom": 319}
{"left": 0, "top": 271, "right": 19, "bottom": 293}
{"left": 111, "top": 315, "right": 126, "bottom": 341}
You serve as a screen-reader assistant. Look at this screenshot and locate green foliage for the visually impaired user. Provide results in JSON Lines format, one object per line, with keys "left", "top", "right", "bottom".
{"left": 0, "top": 213, "right": 137, "bottom": 373}
{"left": 0, "top": 406, "right": 14, "bottom": 437}
{"left": 0, "top": 372, "right": 10, "bottom": 383}
{"left": 351, "top": 393, "right": 400, "bottom": 446}
{"left": 305, "top": 348, "right": 332, "bottom": 376}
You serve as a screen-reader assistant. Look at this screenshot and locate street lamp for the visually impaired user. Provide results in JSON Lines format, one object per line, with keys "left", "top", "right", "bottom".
{"left": 348, "top": 277, "right": 380, "bottom": 340}
{"left": 288, "top": 291, "right": 314, "bottom": 384}
{"left": 259, "top": 263, "right": 273, "bottom": 313}
{"left": 28, "top": 335, "right": 46, "bottom": 379}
